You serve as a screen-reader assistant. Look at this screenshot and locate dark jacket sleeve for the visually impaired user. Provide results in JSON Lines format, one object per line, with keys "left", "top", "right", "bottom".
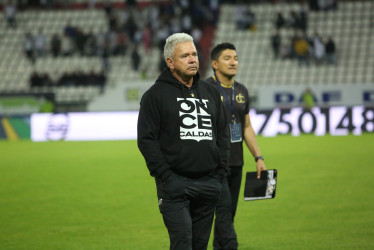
{"left": 215, "top": 90, "right": 230, "bottom": 179}
{"left": 137, "top": 91, "right": 173, "bottom": 181}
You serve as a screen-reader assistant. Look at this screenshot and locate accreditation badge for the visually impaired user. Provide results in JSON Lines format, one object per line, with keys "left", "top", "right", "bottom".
{"left": 230, "top": 122, "right": 242, "bottom": 143}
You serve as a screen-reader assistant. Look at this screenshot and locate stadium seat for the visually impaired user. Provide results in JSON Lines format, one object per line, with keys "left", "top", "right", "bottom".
{"left": 209, "top": 1, "right": 373, "bottom": 97}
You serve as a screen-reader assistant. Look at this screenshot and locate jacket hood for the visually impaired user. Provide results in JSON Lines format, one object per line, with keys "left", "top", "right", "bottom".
{"left": 156, "top": 68, "right": 200, "bottom": 89}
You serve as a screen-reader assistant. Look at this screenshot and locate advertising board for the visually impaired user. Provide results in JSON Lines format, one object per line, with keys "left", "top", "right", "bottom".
{"left": 31, "top": 106, "right": 373, "bottom": 141}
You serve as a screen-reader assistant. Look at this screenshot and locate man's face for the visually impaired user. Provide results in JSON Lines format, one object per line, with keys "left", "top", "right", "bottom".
{"left": 167, "top": 41, "right": 199, "bottom": 78}
{"left": 213, "top": 49, "right": 238, "bottom": 78}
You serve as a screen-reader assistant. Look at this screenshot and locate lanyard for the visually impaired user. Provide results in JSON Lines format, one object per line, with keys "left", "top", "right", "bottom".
{"left": 214, "top": 73, "right": 236, "bottom": 122}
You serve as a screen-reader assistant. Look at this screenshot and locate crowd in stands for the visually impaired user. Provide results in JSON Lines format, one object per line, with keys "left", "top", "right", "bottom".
{"left": 17, "top": 0, "right": 219, "bottom": 76}
{"left": 29, "top": 69, "right": 107, "bottom": 93}
{"left": 270, "top": 1, "right": 338, "bottom": 66}
{"left": 307, "top": 0, "right": 338, "bottom": 11}
{"left": 3, "top": 1, "right": 17, "bottom": 28}
{"left": 20, "top": 0, "right": 219, "bottom": 96}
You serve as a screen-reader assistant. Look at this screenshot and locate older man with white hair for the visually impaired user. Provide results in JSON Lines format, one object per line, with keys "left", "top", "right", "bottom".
{"left": 138, "top": 33, "right": 230, "bottom": 250}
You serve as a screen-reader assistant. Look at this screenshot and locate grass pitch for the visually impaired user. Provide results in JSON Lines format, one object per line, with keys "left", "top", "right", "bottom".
{"left": 0, "top": 134, "right": 373, "bottom": 249}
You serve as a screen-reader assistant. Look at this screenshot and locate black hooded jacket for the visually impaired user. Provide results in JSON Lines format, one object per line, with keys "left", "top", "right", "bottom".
{"left": 137, "top": 68, "right": 230, "bottom": 181}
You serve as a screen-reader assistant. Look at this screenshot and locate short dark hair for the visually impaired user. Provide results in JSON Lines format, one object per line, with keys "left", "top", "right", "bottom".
{"left": 210, "top": 43, "right": 236, "bottom": 61}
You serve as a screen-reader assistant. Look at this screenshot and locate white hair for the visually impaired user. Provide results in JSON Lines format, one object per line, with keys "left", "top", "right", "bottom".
{"left": 163, "top": 33, "right": 194, "bottom": 61}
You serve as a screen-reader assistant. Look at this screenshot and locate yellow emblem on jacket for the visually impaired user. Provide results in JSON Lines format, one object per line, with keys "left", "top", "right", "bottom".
{"left": 236, "top": 93, "right": 245, "bottom": 103}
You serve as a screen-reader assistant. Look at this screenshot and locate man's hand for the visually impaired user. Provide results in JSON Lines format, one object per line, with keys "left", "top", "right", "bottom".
{"left": 256, "top": 160, "right": 266, "bottom": 179}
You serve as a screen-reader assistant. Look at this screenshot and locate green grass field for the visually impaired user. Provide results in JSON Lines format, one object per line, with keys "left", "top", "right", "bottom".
{"left": 1, "top": 134, "right": 373, "bottom": 250}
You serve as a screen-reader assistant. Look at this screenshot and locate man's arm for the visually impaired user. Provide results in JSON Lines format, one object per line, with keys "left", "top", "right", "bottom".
{"left": 137, "top": 92, "right": 173, "bottom": 181}
{"left": 243, "top": 114, "right": 266, "bottom": 178}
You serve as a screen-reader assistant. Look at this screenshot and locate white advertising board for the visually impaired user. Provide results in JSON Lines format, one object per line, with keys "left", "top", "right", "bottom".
{"left": 249, "top": 106, "right": 374, "bottom": 136}
{"left": 31, "top": 112, "right": 138, "bottom": 141}
{"left": 31, "top": 106, "right": 374, "bottom": 141}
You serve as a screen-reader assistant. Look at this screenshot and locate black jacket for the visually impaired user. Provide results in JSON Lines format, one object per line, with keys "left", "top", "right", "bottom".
{"left": 137, "top": 68, "right": 230, "bottom": 181}
{"left": 206, "top": 76, "right": 251, "bottom": 166}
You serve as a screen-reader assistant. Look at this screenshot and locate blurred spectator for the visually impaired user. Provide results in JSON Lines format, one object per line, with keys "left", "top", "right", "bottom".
{"left": 275, "top": 12, "right": 286, "bottom": 30}
{"left": 191, "top": 25, "right": 203, "bottom": 46}
{"left": 61, "top": 33, "right": 74, "bottom": 56}
{"left": 96, "top": 70, "right": 107, "bottom": 93}
{"left": 318, "top": 0, "right": 338, "bottom": 11}
{"left": 108, "top": 29, "right": 118, "bottom": 55}
{"left": 39, "top": 73, "right": 53, "bottom": 87}
{"left": 86, "top": 69, "right": 97, "bottom": 85}
{"left": 23, "top": 32, "right": 35, "bottom": 64}
{"left": 169, "top": 13, "right": 182, "bottom": 34}
{"left": 95, "top": 29, "right": 107, "bottom": 56}
{"left": 63, "top": 20, "right": 76, "bottom": 40}
{"left": 123, "top": 16, "right": 138, "bottom": 42}
{"left": 101, "top": 42, "right": 111, "bottom": 72}
{"left": 115, "top": 30, "right": 128, "bottom": 56}
{"left": 294, "top": 34, "right": 310, "bottom": 66}
{"left": 181, "top": 11, "right": 192, "bottom": 34}
{"left": 301, "top": 87, "right": 315, "bottom": 111}
{"left": 74, "top": 27, "right": 87, "bottom": 56}
{"left": 30, "top": 71, "right": 42, "bottom": 87}
{"left": 50, "top": 33, "right": 62, "bottom": 57}
{"left": 155, "top": 22, "right": 170, "bottom": 51}
{"left": 126, "top": 0, "right": 137, "bottom": 8}
{"left": 312, "top": 33, "right": 325, "bottom": 65}
{"left": 280, "top": 41, "right": 292, "bottom": 60}
{"left": 104, "top": 0, "right": 113, "bottom": 17}
{"left": 74, "top": 70, "right": 86, "bottom": 86}
{"left": 133, "top": 28, "right": 143, "bottom": 46}
{"left": 87, "top": 69, "right": 107, "bottom": 93}
{"left": 34, "top": 28, "right": 47, "bottom": 57}
{"left": 288, "top": 10, "right": 298, "bottom": 29}
{"left": 298, "top": 3, "right": 308, "bottom": 32}
{"left": 39, "top": 0, "right": 55, "bottom": 9}
{"left": 308, "top": 0, "right": 319, "bottom": 11}
{"left": 108, "top": 12, "right": 118, "bottom": 32}
{"left": 208, "top": 0, "right": 219, "bottom": 26}
{"left": 148, "top": 3, "right": 160, "bottom": 31}
{"left": 271, "top": 30, "right": 281, "bottom": 59}
{"left": 325, "top": 36, "right": 337, "bottom": 65}
{"left": 178, "top": 0, "right": 189, "bottom": 11}
{"left": 118, "top": 6, "right": 130, "bottom": 26}
{"left": 85, "top": 28, "right": 98, "bottom": 56}
{"left": 142, "top": 24, "right": 151, "bottom": 54}
{"left": 57, "top": 72, "right": 74, "bottom": 86}
{"left": 4, "top": 1, "right": 17, "bottom": 29}
{"left": 131, "top": 46, "right": 141, "bottom": 71}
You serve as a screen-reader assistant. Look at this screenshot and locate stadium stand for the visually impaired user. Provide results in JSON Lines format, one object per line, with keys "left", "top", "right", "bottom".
{"left": 0, "top": 0, "right": 216, "bottom": 112}
{"left": 208, "top": 0, "right": 374, "bottom": 98}
{"left": 0, "top": 7, "right": 106, "bottom": 103}
{"left": 0, "top": 0, "right": 373, "bottom": 111}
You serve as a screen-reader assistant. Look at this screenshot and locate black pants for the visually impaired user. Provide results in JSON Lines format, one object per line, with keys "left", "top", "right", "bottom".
{"left": 213, "top": 166, "right": 243, "bottom": 250}
{"left": 227, "top": 166, "right": 243, "bottom": 220}
{"left": 156, "top": 174, "right": 222, "bottom": 250}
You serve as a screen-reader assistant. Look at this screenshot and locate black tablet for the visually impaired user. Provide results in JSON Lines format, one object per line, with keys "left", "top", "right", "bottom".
{"left": 244, "top": 169, "right": 277, "bottom": 201}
